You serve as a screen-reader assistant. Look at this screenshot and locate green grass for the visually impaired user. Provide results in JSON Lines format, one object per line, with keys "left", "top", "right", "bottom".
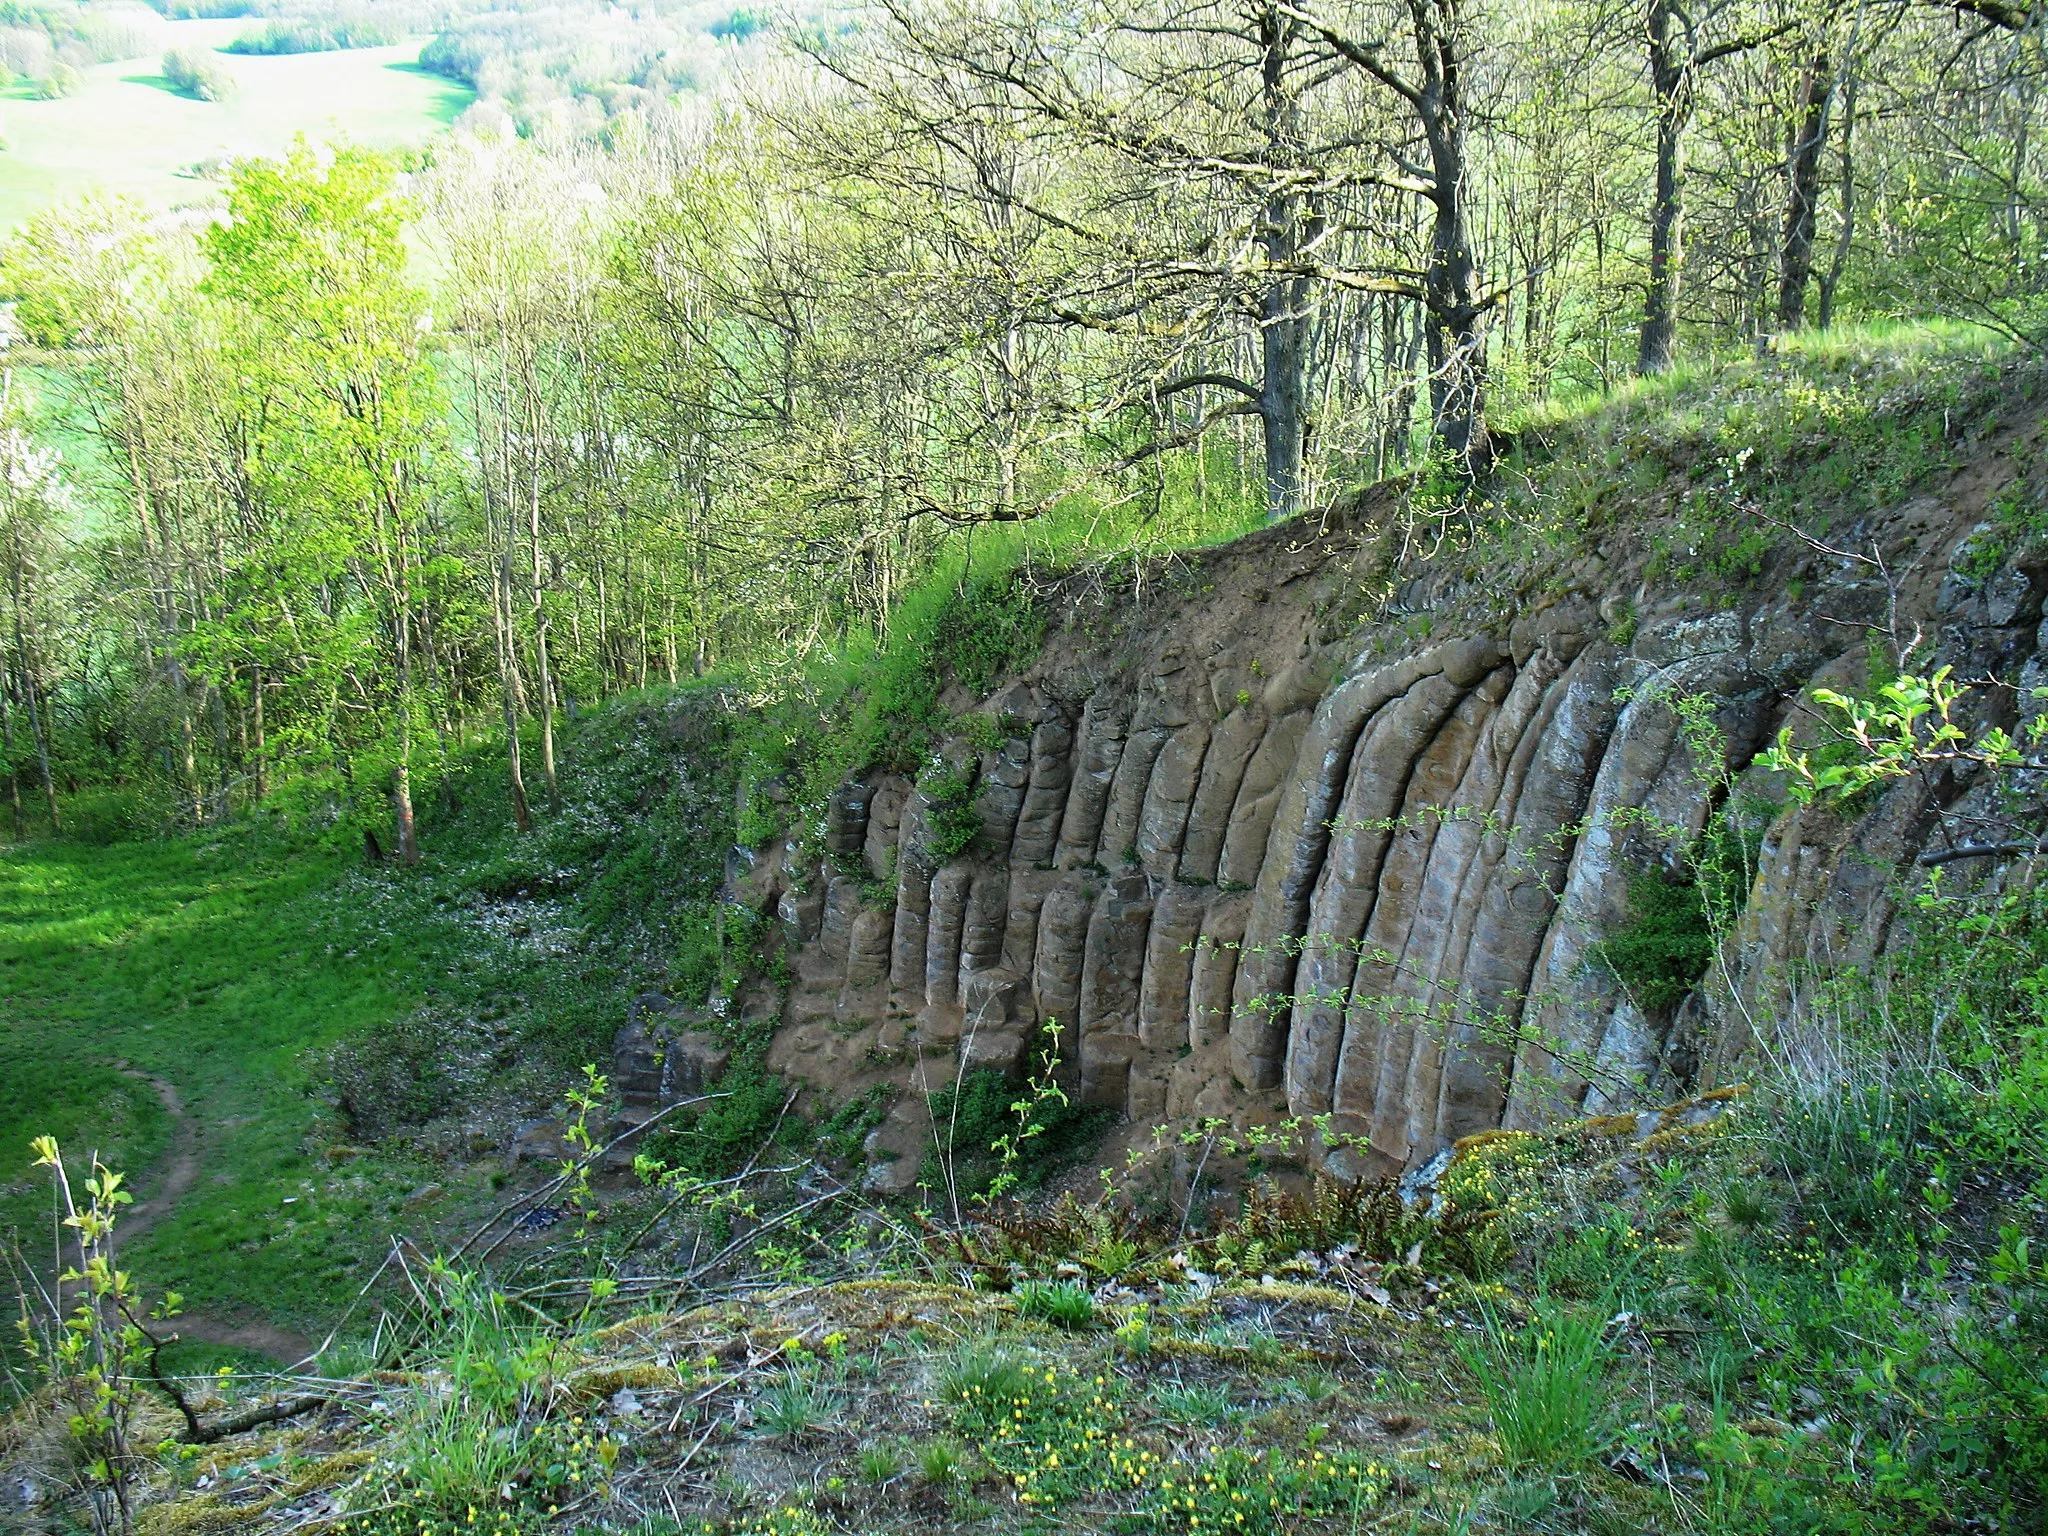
{"left": 2, "top": 695, "right": 742, "bottom": 1346}
{"left": 0, "top": 825, "right": 478, "bottom": 1331}
{"left": 0, "top": 20, "right": 472, "bottom": 231}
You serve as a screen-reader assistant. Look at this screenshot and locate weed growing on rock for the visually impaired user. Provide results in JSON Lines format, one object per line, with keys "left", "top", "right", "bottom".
{"left": 1148, "top": 1380, "right": 1238, "bottom": 1426}
{"left": 1460, "top": 1300, "right": 1614, "bottom": 1470}
{"left": 1014, "top": 1278, "right": 1097, "bottom": 1329}
{"left": 756, "top": 1372, "right": 840, "bottom": 1440}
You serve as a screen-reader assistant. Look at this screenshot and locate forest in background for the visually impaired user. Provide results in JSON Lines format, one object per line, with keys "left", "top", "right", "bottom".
{"left": 0, "top": 0, "right": 2042, "bottom": 860}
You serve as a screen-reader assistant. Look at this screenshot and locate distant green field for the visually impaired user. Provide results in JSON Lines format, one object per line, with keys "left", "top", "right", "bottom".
{"left": 0, "top": 19, "right": 472, "bottom": 230}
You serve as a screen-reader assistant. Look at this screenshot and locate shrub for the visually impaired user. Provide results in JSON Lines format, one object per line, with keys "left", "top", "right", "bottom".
{"left": 162, "top": 46, "right": 236, "bottom": 100}
{"left": 1590, "top": 806, "right": 1763, "bottom": 1013}
{"left": 636, "top": 1048, "right": 791, "bottom": 1180}
{"left": 1588, "top": 869, "right": 1716, "bottom": 1012}
{"left": 666, "top": 898, "right": 762, "bottom": 1007}
{"left": 327, "top": 1013, "right": 460, "bottom": 1138}
{"left": 927, "top": 571, "right": 1044, "bottom": 696}
{"left": 918, "top": 756, "right": 983, "bottom": 862}
{"left": 34, "top": 62, "right": 79, "bottom": 97}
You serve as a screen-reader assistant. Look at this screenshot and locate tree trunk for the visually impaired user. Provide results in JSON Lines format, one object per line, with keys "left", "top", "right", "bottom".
{"left": 393, "top": 748, "right": 419, "bottom": 864}
{"left": 1422, "top": 175, "right": 1488, "bottom": 471}
{"left": 495, "top": 543, "right": 531, "bottom": 834}
{"left": 392, "top": 592, "right": 421, "bottom": 865}
{"left": 1256, "top": 4, "right": 1313, "bottom": 523}
{"left": 23, "top": 670, "right": 56, "bottom": 833}
{"left": 1259, "top": 284, "right": 1309, "bottom": 521}
{"left": 250, "top": 663, "right": 266, "bottom": 800}
{"left": 209, "top": 684, "right": 232, "bottom": 821}
{"left": 528, "top": 463, "right": 558, "bottom": 807}
{"left": 1, "top": 678, "right": 24, "bottom": 838}
{"left": 1415, "top": 0, "right": 1489, "bottom": 473}
{"left": 1777, "top": 49, "right": 1836, "bottom": 330}
{"left": 1639, "top": 0, "right": 1687, "bottom": 374}
{"left": 1816, "top": 68, "right": 1859, "bottom": 330}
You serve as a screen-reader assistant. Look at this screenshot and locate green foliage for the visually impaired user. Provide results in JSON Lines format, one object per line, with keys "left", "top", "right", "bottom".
{"left": 1147, "top": 1380, "right": 1237, "bottom": 1426}
{"left": 926, "top": 572, "right": 1045, "bottom": 698}
{"left": 226, "top": 6, "right": 398, "bottom": 54}
{"left": 1772, "top": 1078, "right": 1968, "bottom": 1257}
{"left": 917, "top": 757, "right": 983, "bottom": 862}
{"left": 18, "top": 1141, "right": 162, "bottom": 1528}
{"left": 938, "top": 1342, "right": 1044, "bottom": 1433}
{"left": 1762, "top": 665, "right": 2033, "bottom": 810}
{"left": 326, "top": 1011, "right": 459, "bottom": 1139}
{"left": 917, "top": 1439, "right": 963, "bottom": 1485}
{"left": 855, "top": 1444, "right": 900, "bottom": 1483}
{"left": 637, "top": 1048, "right": 791, "bottom": 1181}
{"left": 0, "top": 695, "right": 742, "bottom": 1337}
{"left": 924, "top": 1067, "right": 1114, "bottom": 1200}
{"left": 0, "top": 1038, "right": 165, "bottom": 1199}
{"left": 1217, "top": 1173, "right": 1441, "bottom": 1269}
{"left": 666, "top": 899, "right": 763, "bottom": 1010}
{"left": 1590, "top": 870, "right": 1716, "bottom": 1012}
{"left": 1129, "top": 1444, "right": 1389, "bottom": 1534}
{"left": 757, "top": 1370, "right": 840, "bottom": 1439}
{"left": 344, "top": 1269, "right": 620, "bottom": 1527}
{"left": 1590, "top": 807, "right": 1762, "bottom": 1013}
{"left": 1536, "top": 1210, "right": 1652, "bottom": 1299}
{"left": 815, "top": 1084, "right": 889, "bottom": 1166}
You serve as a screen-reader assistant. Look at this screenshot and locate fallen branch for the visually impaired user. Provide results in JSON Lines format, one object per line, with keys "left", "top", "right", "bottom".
{"left": 126, "top": 1299, "right": 329, "bottom": 1444}
{"left": 1918, "top": 839, "right": 2045, "bottom": 866}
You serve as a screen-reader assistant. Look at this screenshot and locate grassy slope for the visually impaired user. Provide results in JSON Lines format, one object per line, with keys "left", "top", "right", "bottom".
{"left": 0, "top": 827, "right": 470, "bottom": 1332}
{"left": 0, "top": 694, "right": 738, "bottom": 1344}
{"left": 0, "top": 20, "right": 471, "bottom": 230}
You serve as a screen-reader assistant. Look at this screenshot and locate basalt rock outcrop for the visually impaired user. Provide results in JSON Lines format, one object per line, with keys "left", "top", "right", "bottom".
{"left": 713, "top": 364, "right": 2048, "bottom": 1190}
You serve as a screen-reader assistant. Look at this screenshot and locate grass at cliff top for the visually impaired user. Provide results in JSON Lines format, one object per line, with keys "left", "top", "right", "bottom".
{"left": 0, "top": 824, "right": 489, "bottom": 1336}
{"left": 0, "top": 20, "right": 471, "bottom": 230}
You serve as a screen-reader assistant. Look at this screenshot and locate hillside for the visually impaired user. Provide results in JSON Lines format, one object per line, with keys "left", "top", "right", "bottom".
{"left": 5, "top": 331, "right": 2047, "bottom": 1534}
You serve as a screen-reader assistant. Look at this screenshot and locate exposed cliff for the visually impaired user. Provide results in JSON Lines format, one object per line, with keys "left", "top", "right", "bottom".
{"left": 630, "top": 339, "right": 2048, "bottom": 1192}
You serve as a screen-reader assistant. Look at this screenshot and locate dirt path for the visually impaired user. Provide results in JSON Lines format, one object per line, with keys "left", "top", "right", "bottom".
{"left": 117, "top": 1069, "right": 198, "bottom": 1244}
{"left": 114, "top": 1067, "right": 320, "bottom": 1368}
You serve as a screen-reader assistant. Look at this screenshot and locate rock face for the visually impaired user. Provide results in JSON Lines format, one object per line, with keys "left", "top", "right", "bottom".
{"left": 738, "top": 380, "right": 2048, "bottom": 1179}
